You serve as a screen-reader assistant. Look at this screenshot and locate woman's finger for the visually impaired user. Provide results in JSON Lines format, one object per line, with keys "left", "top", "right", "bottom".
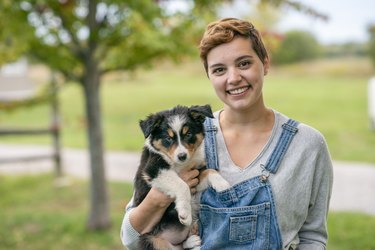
{"left": 179, "top": 168, "right": 199, "bottom": 183}
{"left": 188, "top": 177, "right": 199, "bottom": 188}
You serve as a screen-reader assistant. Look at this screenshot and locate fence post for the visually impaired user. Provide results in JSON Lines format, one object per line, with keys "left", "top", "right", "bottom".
{"left": 50, "top": 72, "right": 62, "bottom": 177}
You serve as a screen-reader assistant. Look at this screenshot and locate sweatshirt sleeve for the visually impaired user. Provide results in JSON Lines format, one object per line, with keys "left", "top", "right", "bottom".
{"left": 120, "top": 197, "right": 140, "bottom": 250}
{"left": 298, "top": 139, "right": 333, "bottom": 249}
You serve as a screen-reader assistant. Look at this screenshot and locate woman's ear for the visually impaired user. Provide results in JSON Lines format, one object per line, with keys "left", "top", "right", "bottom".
{"left": 264, "top": 57, "right": 270, "bottom": 76}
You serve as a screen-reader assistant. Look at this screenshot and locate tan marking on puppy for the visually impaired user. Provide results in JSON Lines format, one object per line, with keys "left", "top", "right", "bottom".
{"left": 182, "top": 126, "right": 189, "bottom": 135}
{"left": 142, "top": 173, "right": 152, "bottom": 185}
{"left": 166, "top": 144, "right": 178, "bottom": 162}
{"left": 167, "top": 128, "right": 174, "bottom": 138}
{"left": 195, "top": 133, "right": 204, "bottom": 146}
{"left": 152, "top": 139, "right": 164, "bottom": 151}
{"left": 149, "top": 236, "right": 175, "bottom": 250}
{"left": 153, "top": 139, "right": 179, "bottom": 162}
{"left": 184, "top": 133, "right": 204, "bottom": 157}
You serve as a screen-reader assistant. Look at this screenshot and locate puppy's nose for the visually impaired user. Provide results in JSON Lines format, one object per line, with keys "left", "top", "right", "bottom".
{"left": 177, "top": 153, "right": 187, "bottom": 162}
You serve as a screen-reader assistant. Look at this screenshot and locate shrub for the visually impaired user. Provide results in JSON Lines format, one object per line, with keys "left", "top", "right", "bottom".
{"left": 271, "top": 30, "right": 322, "bottom": 64}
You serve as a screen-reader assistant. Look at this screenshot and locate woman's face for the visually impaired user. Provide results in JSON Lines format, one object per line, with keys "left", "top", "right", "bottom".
{"left": 206, "top": 36, "right": 269, "bottom": 112}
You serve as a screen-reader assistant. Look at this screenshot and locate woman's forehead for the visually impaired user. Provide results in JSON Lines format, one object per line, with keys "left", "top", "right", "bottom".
{"left": 207, "top": 37, "right": 257, "bottom": 65}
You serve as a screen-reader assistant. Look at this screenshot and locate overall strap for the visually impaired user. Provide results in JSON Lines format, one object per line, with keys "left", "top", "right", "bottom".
{"left": 203, "top": 118, "right": 219, "bottom": 170}
{"left": 264, "top": 119, "right": 299, "bottom": 174}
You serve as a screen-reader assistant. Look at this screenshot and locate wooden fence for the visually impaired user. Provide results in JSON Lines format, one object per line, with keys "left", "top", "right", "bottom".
{"left": 0, "top": 73, "right": 62, "bottom": 177}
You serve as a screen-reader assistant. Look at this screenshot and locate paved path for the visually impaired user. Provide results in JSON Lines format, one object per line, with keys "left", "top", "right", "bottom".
{"left": 0, "top": 143, "right": 374, "bottom": 216}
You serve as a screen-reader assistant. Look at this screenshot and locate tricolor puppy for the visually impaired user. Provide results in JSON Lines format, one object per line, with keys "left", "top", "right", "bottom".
{"left": 133, "top": 105, "right": 230, "bottom": 250}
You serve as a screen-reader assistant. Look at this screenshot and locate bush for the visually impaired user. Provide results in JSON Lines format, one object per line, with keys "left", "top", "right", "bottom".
{"left": 368, "top": 24, "right": 375, "bottom": 66}
{"left": 271, "top": 30, "right": 322, "bottom": 64}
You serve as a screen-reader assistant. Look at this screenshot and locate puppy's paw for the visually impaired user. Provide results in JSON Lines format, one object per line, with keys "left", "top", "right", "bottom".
{"left": 209, "top": 173, "right": 230, "bottom": 192}
{"left": 176, "top": 205, "right": 192, "bottom": 226}
{"left": 178, "top": 211, "right": 192, "bottom": 226}
{"left": 183, "top": 234, "right": 201, "bottom": 249}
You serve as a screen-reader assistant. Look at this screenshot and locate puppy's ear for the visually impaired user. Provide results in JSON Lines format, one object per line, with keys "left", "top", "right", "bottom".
{"left": 139, "top": 114, "right": 163, "bottom": 138}
{"left": 189, "top": 104, "right": 214, "bottom": 123}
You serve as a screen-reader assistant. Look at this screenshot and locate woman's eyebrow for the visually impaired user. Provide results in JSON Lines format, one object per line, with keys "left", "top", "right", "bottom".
{"left": 209, "top": 55, "right": 254, "bottom": 68}
{"left": 208, "top": 63, "right": 224, "bottom": 69}
{"left": 235, "top": 55, "right": 253, "bottom": 62}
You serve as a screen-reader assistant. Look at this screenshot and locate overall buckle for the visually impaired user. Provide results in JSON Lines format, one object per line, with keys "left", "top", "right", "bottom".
{"left": 260, "top": 164, "right": 270, "bottom": 182}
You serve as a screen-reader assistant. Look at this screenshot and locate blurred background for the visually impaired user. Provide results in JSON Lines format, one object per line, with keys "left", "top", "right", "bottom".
{"left": 0, "top": 0, "right": 374, "bottom": 249}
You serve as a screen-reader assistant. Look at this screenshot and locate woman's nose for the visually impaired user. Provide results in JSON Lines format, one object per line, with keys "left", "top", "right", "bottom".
{"left": 227, "top": 68, "right": 242, "bottom": 85}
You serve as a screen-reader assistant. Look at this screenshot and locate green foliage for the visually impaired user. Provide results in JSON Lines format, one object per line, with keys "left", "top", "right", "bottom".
{"left": 323, "top": 42, "right": 367, "bottom": 58}
{"left": 1, "top": 0, "right": 222, "bottom": 81}
{"left": 0, "top": 1, "right": 32, "bottom": 65}
{"left": 0, "top": 0, "right": 328, "bottom": 76}
{"left": 368, "top": 24, "right": 375, "bottom": 66}
{"left": 272, "top": 30, "right": 322, "bottom": 64}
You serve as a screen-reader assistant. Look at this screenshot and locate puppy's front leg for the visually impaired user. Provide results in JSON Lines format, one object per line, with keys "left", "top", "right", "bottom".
{"left": 150, "top": 169, "right": 192, "bottom": 226}
{"left": 197, "top": 169, "right": 230, "bottom": 192}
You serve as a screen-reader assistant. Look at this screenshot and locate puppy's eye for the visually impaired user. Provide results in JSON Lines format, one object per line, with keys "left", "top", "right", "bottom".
{"left": 163, "top": 137, "right": 174, "bottom": 146}
{"left": 185, "top": 131, "right": 193, "bottom": 140}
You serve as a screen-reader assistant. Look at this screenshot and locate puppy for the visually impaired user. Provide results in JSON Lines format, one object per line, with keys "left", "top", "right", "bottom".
{"left": 133, "top": 105, "right": 230, "bottom": 250}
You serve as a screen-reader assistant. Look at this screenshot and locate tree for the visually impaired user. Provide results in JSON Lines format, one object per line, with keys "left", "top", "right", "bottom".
{"left": 0, "top": 0, "right": 221, "bottom": 230}
{"left": 272, "top": 30, "right": 322, "bottom": 64}
{"left": 0, "top": 0, "right": 325, "bottom": 230}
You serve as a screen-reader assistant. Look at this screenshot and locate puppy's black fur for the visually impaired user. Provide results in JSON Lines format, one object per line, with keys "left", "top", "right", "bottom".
{"left": 134, "top": 105, "right": 214, "bottom": 250}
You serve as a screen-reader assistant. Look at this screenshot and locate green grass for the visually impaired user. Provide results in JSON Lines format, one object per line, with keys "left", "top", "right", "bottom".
{"left": 0, "top": 174, "right": 374, "bottom": 250}
{"left": 0, "top": 174, "right": 134, "bottom": 250}
{"left": 1, "top": 57, "right": 375, "bottom": 163}
{"left": 328, "top": 212, "right": 375, "bottom": 250}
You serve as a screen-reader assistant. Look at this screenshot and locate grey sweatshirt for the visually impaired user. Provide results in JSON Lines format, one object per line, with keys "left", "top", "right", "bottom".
{"left": 120, "top": 110, "right": 333, "bottom": 250}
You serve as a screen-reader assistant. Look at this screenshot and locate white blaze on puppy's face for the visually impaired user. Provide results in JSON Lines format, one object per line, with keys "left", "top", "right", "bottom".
{"left": 169, "top": 115, "right": 189, "bottom": 164}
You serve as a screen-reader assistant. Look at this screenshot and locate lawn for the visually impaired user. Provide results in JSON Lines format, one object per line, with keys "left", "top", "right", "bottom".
{"left": 0, "top": 174, "right": 132, "bottom": 250}
{"left": 1, "top": 57, "right": 375, "bottom": 163}
{"left": 0, "top": 174, "right": 374, "bottom": 250}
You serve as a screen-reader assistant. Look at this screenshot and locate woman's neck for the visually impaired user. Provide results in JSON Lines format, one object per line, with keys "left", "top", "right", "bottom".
{"left": 220, "top": 105, "right": 274, "bottom": 133}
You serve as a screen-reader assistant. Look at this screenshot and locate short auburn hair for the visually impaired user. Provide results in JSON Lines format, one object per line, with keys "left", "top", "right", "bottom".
{"left": 199, "top": 18, "right": 268, "bottom": 74}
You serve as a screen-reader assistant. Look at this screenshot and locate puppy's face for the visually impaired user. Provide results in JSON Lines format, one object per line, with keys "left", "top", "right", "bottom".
{"left": 140, "top": 105, "right": 213, "bottom": 165}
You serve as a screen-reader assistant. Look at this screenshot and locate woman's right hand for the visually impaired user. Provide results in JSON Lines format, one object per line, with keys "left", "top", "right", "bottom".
{"left": 179, "top": 168, "right": 200, "bottom": 194}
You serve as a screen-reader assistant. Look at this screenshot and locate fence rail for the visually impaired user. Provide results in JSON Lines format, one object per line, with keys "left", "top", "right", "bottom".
{"left": 0, "top": 72, "right": 62, "bottom": 177}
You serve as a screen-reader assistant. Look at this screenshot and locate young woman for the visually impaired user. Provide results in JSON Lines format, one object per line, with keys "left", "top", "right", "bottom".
{"left": 121, "top": 18, "right": 333, "bottom": 250}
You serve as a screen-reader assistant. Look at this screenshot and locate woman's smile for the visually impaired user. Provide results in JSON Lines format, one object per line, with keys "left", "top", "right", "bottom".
{"left": 226, "top": 85, "right": 252, "bottom": 96}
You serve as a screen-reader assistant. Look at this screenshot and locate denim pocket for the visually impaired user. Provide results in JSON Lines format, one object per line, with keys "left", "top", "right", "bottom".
{"left": 200, "top": 202, "right": 271, "bottom": 248}
{"left": 229, "top": 215, "right": 257, "bottom": 242}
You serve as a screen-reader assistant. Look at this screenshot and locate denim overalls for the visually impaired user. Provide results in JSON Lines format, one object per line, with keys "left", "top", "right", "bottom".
{"left": 199, "top": 118, "right": 299, "bottom": 250}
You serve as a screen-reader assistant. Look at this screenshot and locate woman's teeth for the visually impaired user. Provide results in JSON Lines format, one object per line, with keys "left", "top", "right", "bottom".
{"left": 227, "top": 86, "right": 250, "bottom": 95}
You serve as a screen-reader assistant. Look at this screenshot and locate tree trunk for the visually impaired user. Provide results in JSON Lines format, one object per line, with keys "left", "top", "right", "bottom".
{"left": 83, "top": 60, "right": 111, "bottom": 230}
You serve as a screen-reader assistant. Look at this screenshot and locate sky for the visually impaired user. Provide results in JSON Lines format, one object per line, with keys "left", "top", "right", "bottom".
{"left": 276, "top": 0, "right": 375, "bottom": 45}
{"left": 221, "top": 0, "right": 375, "bottom": 45}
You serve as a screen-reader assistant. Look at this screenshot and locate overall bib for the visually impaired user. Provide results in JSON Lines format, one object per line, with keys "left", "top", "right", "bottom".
{"left": 199, "top": 118, "right": 299, "bottom": 250}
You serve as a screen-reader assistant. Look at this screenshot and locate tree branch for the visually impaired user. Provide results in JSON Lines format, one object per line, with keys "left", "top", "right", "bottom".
{"left": 50, "top": 4, "right": 86, "bottom": 60}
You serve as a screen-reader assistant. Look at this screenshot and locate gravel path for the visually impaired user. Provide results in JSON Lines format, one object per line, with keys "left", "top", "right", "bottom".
{"left": 0, "top": 144, "right": 374, "bottom": 216}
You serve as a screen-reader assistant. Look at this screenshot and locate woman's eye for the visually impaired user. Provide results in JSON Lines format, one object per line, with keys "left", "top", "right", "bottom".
{"left": 238, "top": 60, "right": 251, "bottom": 68}
{"left": 212, "top": 67, "right": 225, "bottom": 75}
